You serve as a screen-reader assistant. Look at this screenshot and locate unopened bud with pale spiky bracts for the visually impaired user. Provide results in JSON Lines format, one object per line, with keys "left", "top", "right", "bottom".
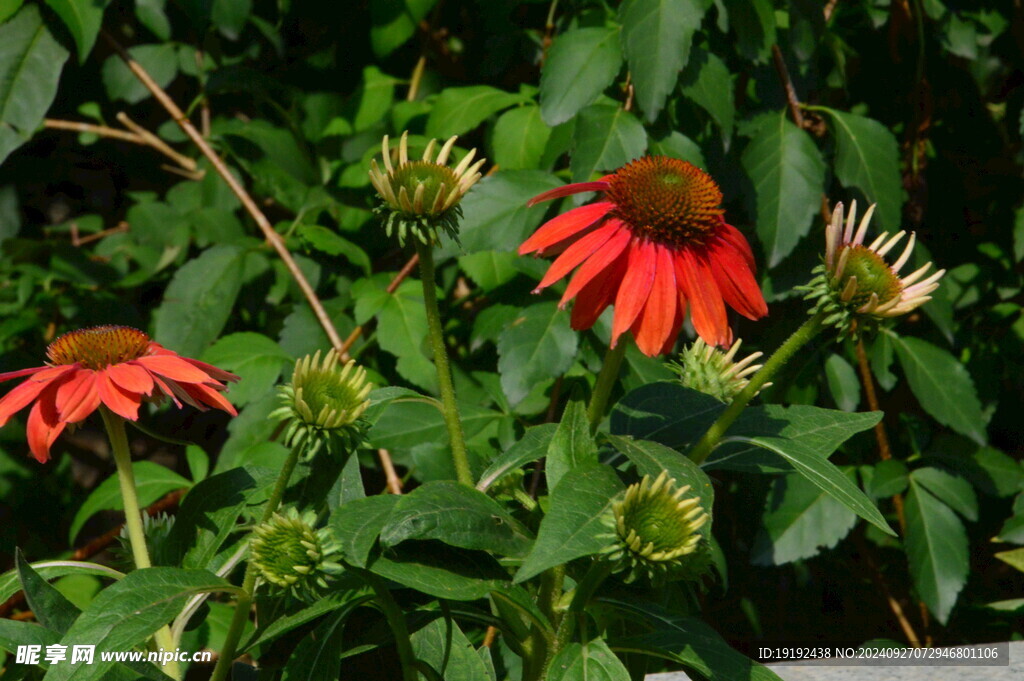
{"left": 801, "top": 201, "right": 945, "bottom": 338}
{"left": 113, "top": 512, "right": 176, "bottom": 569}
{"left": 269, "top": 350, "right": 372, "bottom": 459}
{"left": 667, "top": 338, "right": 767, "bottom": 402}
{"left": 249, "top": 507, "right": 343, "bottom": 601}
{"left": 369, "top": 131, "right": 486, "bottom": 246}
{"left": 599, "top": 471, "right": 711, "bottom": 585}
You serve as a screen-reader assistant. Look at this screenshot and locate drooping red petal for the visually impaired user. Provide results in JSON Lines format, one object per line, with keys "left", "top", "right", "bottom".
{"left": 658, "top": 297, "right": 686, "bottom": 356}
{"left": 519, "top": 202, "right": 614, "bottom": 255}
{"left": 610, "top": 239, "right": 658, "bottom": 346}
{"left": 707, "top": 237, "right": 768, "bottom": 320}
{"left": 181, "top": 358, "right": 239, "bottom": 384}
{"left": 29, "top": 365, "right": 79, "bottom": 383}
{"left": 96, "top": 372, "right": 143, "bottom": 421}
{"left": 0, "top": 366, "right": 48, "bottom": 383}
{"left": 631, "top": 245, "right": 679, "bottom": 356}
{"left": 108, "top": 362, "right": 155, "bottom": 396}
{"left": 55, "top": 369, "right": 102, "bottom": 423}
{"left": 0, "top": 377, "right": 51, "bottom": 426}
{"left": 676, "top": 249, "right": 731, "bottom": 347}
{"left": 181, "top": 383, "right": 238, "bottom": 416}
{"left": 560, "top": 221, "right": 632, "bottom": 306}
{"left": 26, "top": 389, "right": 65, "bottom": 463}
{"left": 135, "top": 355, "right": 215, "bottom": 384}
{"left": 715, "top": 220, "right": 756, "bottom": 271}
{"left": 526, "top": 181, "right": 611, "bottom": 207}
{"left": 570, "top": 250, "right": 629, "bottom": 330}
{"left": 534, "top": 222, "right": 622, "bottom": 291}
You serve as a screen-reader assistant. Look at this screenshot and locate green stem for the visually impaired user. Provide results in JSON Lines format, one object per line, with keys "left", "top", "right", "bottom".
{"left": 208, "top": 442, "right": 304, "bottom": 681}
{"left": 688, "top": 311, "right": 827, "bottom": 465}
{"left": 414, "top": 240, "right": 472, "bottom": 487}
{"left": 100, "top": 407, "right": 180, "bottom": 681}
{"left": 364, "top": 572, "right": 419, "bottom": 681}
{"left": 551, "top": 562, "right": 613, "bottom": 656}
{"left": 586, "top": 341, "right": 627, "bottom": 432}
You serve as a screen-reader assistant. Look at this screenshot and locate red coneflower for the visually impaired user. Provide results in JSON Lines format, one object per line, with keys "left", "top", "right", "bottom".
{"left": 519, "top": 156, "right": 768, "bottom": 356}
{"left": 0, "top": 326, "right": 239, "bottom": 463}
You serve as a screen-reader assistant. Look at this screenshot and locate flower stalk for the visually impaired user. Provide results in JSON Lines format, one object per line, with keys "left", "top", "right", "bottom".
{"left": 587, "top": 341, "right": 627, "bottom": 432}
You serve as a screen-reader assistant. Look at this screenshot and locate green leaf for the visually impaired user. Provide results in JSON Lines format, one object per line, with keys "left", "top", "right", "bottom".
{"left": 0, "top": 562, "right": 123, "bottom": 604}
{"left": 911, "top": 467, "right": 978, "bottom": 522}
{"left": 426, "top": 86, "right": 526, "bottom": 139}
{"left": 242, "top": 589, "right": 371, "bottom": 653}
{"left": 369, "top": 398, "right": 500, "bottom": 453}
{"left": 380, "top": 481, "right": 534, "bottom": 557}
{"left": 618, "top": 0, "right": 705, "bottom": 122}
{"left": 477, "top": 423, "right": 557, "bottom": 492}
{"left": 515, "top": 464, "right": 623, "bottom": 582}
{"left": 497, "top": 302, "right": 579, "bottom": 406}
{"left": 820, "top": 108, "right": 904, "bottom": 232}
{"left": 648, "top": 131, "right": 706, "bottom": 169}
{"left": 201, "top": 332, "right": 292, "bottom": 407}
{"left": 492, "top": 105, "right": 552, "bottom": 170}
{"left": 69, "top": 462, "right": 191, "bottom": 542}
{"left": 824, "top": 353, "right": 860, "bottom": 411}
{"left": 740, "top": 112, "right": 826, "bottom": 266}
{"left": 280, "top": 608, "right": 347, "bottom": 681}
{"left": 890, "top": 333, "right": 987, "bottom": 445}
{"left": 867, "top": 459, "right": 908, "bottom": 499}
{"left": 904, "top": 480, "right": 969, "bottom": 624}
{"left": 751, "top": 471, "right": 857, "bottom": 565}
{"left": 330, "top": 495, "right": 398, "bottom": 568}
{"left": 0, "top": 5, "right": 69, "bottom": 165}
{"left": 101, "top": 43, "right": 178, "bottom": 105}
{"left": 211, "top": 0, "right": 250, "bottom": 40}
{"left": 679, "top": 48, "right": 734, "bottom": 145}
{"left": 570, "top": 105, "right": 647, "bottom": 182}
{"left": 540, "top": 26, "right": 623, "bottom": 126}
{"left": 411, "top": 617, "right": 496, "bottom": 681}
{"left": 369, "top": 542, "right": 509, "bottom": 601}
{"left": 458, "top": 170, "right": 561, "bottom": 253}
{"left": 548, "top": 638, "right": 630, "bottom": 680}
{"left": 612, "top": 383, "right": 726, "bottom": 451}
{"left": 458, "top": 250, "right": 520, "bottom": 291}
{"left": 42, "top": 568, "right": 232, "bottom": 681}
{"left": 995, "top": 547, "right": 1024, "bottom": 573}
{"left": 0, "top": 0, "right": 24, "bottom": 23}
{"left": 725, "top": 0, "right": 776, "bottom": 63}
{"left": 16, "top": 551, "right": 80, "bottom": 635}
{"left": 153, "top": 245, "right": 246, "bottom": 358}
{"left": 869, "top": 332, "right": 897, "bottom": 391}
{"left": 44, "top": 0, "right": 108, "bottom": 61}
{"left": 1013, "top": 206, "right": 1024, "bottom": 263}
{"left": 369, "top": 0, "right": 436, "bottom": 57}
{"left": 546, "top": 393, "right": 598, "bottom": 491}
{"left": 298, "top": 225, "right": 371, "bottom": 275}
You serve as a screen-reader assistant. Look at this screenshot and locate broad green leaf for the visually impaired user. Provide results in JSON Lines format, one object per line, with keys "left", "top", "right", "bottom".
{"left": 101, "top": 43, "right": 178, "bottom": 105}
{"left": 0, "top": 0, "right": 24, "bottom": 23}
{"left": 426, "top": 86, "right": 526, "bottom": 139}
{"left": 679, "top": 48, "right": 734, "bottom": 145}
{"left": 369, "top": 0, "right": 436, "bottom": 57}
{"left": 1014, "top": 206, "right": 1024, "bottom": 263}
{"left": 928, "top": 445, "right": 1023, "bottom": 498}
{"left": 44, "top": 0, "right": 108, "bottom": 61}
{"left": 618, "top": 0, "right": 705, "bottom": 122}
{"left": 904, "top": 480, "right": 969, "bottom": 624}
{"left": 280, "top": 609, "right": 346, "bottom": 681}
{"left": 412, "top": 617, "right": 496, "bottom": 681}
{"left": 740, "top": 113, "right": 826, "bottom": 266}
{"left": 380, "top": 481, "right": 533, "bottom": 557}
{"left": 493, "top": 105, "right": 552, "bottom": 170}
{"left": 751, "top": 471, "right": 857, "bottom": 565}
{"left": 546, "top": 393, "right": 598, "bottom": 491}
{"left": 612, "top": 383, "right": 726, "bottom": 451}
{"left": 0, "top": 6, "right": 69, "bottom": 165}
{"left": 369, "top": 542, "right": 509, "bottom": 601}
{"left": 867, "top": 459, "right": 908, "bottom": 498}
{"left": 369, "top": 399, "right": 499, "bottom": 452}
{"left": 726, "top": 0, "right": 776, "bottom": 63}
{"left": 153, "top": 245, "right": 246, "bottom": 358}
{"left": 648, "top": 131, "right": 706, "bottom": 169}
{"left": 995, "top": 547, "right": 1024, "bottom": 572}
{"left": 43, "top": 568, "right": 232, "bottom": 681}
{"left": 869, "top": 332, "right": 897, "bottom": 391}
{"left": 201, "top": 332, "right": 292, "bottom": 407}
{"left": 911, "top": 467, "right": 978, "bottom": 521}
{"left": 0, "top": 562, "right": 123, "bottom": 605}
{"left": 458, "top": 170, "right": 561, "bottom": 253}
{"left": 477, "top": 423, "right": 557, "bottom": 492}
{"left": 459, "top": 250, "right": 520, "bottom": 291}
{"left": 540, "top": 26, "right": 623, "bottom": 126}
{"left": 515, "top": 464, "right": 623, "bottom": 582}
{"left": 890, "top": 333, "right": 987, "bottom": 445}
{"left": 548, "top": 639, "right": 630, "bottom": 680}
{"left": 211, "top": 0, "right": 250, "bottom": 40}
{"left": 70, "top": 462, "right": 191, "bottom": 542}
{"left": 347, "top": 65, "right": 398, "bottom": 132}
{"left": 278, "top": 296, "right": 355, "bottom": 360}
{"left": 497, "top": 302, "right": 579, "bottom": 406}
{"left": 824, "top": 353, "right": 860, "bottom": 411}
{"left": 0, "top": 617, "right": 60, "bottom": 653}
{"left": 369, "top": 279, "right": 434, "bottom": 390}
{"left": 16, "top": 552, "right": 80, "bottom": 635}
{"left": 297, "top": 225, "right": 371, "bottom": 275}
{"left": 820, "top": 108, "right": 904, "bottom": 232}
{"left": 570, "top": 105, "right": 647, "bottom": 182}
{"left": 242, "top": 589, "right": 371, "bottom": 652}
{"left": 330, "top": 495, "right": 399, "bottom": 568}
{"left": 606, "top": 599, "right": 783, "bottom": 681}
{"left": 996, "top": 512, "right": 1024, "bottom": 544}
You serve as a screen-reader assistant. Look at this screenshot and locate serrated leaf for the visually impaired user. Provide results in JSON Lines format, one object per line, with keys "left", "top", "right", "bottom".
{"left": 16, "top": 552, "right": 80, "bottom": 635}
{"left": 911, "top": 467, "right": 978, "bottom": 522}
{"left": 890, "top": 333, "right": 987, "bottom": 445}
{"left": 493, "top": 105, "right": 552, "bottom": 169}
{"left": 546, "top": 393, "right": 598, "bottom": 491}
{"left": 540, "top": 26, "right": 623, "bottom": 126}
{"left": 618, "top": 0, "right": 705, "bottom": 122}
{"left": 0, "top": 6, "right": 69, "bottom": 165}
{"left": 330, "top": 495, "right": 398, "bottom": 569}
{"left": 648, "top": 131, "right": 706, "bottom": 169}
{"left": 569, "top": 105, "right": 647, "bottom": 182}
{"left": 458, "top": 250, "right": 519, "bottom": 291}
{"left": 298, "top": 225, "right": 370, "bottom": 274}
{"left": 497, "top": 302, "right": 579, "bottom": 406}
{"left": 548, "top": 638, "right": 630, "bottom": 681}
{"left": 751, "top": 471, "right": 857, "bottom": 565}
{"left": 726, "top": 0, "right": 776, "bottom": 63}
{"left": 412, "top": 617, "right": 496, "bottom": 681}
{"left": 679, "top": 48, "right": 734, "bottom": 145}
{"left": 821, "top": 108, "right": 904, "bottom": 232}
{"left": 201, "top": 332, "right": 292, "bottom": 407}
{"left": 458, "top": 170, "right": 561, "bottom": 253}
{"left": 515, "top": 464, "right": 623, "bottom": 582}
{"left": 101, "top": 43, "right": 178, "bottom": 105}
{"left": 477, "top": 423, "right": 557, "bottom": 492}
{"left": 741, "top": 112, "right": 826, "bottom": 266}
{"left": 867, "top": 459, "right": 908, "bottom": 498}
{"left": 426, "top": 86, "right": 526, "bottom": 138}
{"left": 44, "top": 0, "right": 108, "bottom": 61}
{"left": 904, "top": 480, "right": 969, "bottom": 624}
{"left": 0, "top": 562, "right": 123, "bottom": 605}
{"left": 824, "top": 353, "right": 860, "bottom": 411}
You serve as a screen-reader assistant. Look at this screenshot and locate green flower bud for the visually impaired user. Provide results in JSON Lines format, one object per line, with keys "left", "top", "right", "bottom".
{"left": 250, "top": 508, "right": 343, "bottom": 600}
{"left": 114, "top": 512, "right": 176, "bottom": 569}
{"left": 667, "top": 338, "right": 764, "bottom": 402}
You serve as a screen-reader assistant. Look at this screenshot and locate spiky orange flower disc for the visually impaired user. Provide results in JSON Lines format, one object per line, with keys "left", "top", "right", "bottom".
{"left": 604, "top": 157, "right": 725, "bottom": 246}
{"left": 47, "top": 326, "right": 152, "bottom": 369}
